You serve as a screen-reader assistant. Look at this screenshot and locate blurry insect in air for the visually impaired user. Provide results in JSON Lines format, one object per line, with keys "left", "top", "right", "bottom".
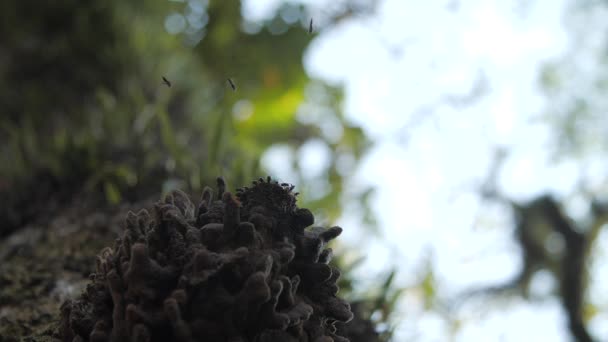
{"left": 162, "top": 76, "right": 171, "bottom": 87}
{"left": 308, "top": 18, "right": 313, "bottom": 34}
{"left": 227, "top": 78, "right": 236, "bottom": 91}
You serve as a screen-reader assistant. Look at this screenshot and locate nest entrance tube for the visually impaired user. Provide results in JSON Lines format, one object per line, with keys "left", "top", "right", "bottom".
{"left": 59, "top": 177, "right": 353, "bottom": 341}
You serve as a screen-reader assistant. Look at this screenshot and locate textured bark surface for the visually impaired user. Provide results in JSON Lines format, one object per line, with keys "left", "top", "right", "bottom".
{"left": 0, "top": 194, "right": 154, "bottom": 341}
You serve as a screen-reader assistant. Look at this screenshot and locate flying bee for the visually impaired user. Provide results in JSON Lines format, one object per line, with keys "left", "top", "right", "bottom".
{"left": 308, "top": 18, "right": 313, "bottom": 34}
{"left": 162, "top": 76, "right": 171, "bottom": 87}
{"left": 227, "top": 78, "right": 236, "bottom": 91}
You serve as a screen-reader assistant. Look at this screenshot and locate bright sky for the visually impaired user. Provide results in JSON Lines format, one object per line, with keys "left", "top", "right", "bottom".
{"left": 245, "top": 0, "right": 608, "bottom": 341}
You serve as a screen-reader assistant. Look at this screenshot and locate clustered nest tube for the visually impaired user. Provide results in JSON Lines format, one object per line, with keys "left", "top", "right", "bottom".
{"left": 59, "top": 177, "right": 353, "bottom": 342}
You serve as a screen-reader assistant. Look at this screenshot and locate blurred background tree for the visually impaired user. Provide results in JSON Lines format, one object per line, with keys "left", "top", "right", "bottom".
{"left": 0, "top": 0, "right": 372, "bottom": 233}
{"left": 458, "top": 1, "right": 608, "bottom": 341}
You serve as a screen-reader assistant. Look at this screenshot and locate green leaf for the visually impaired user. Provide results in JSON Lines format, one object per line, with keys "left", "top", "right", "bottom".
{"left": 421, "top": 267, "right": 436, "bottom": 310}
{"left": 104, "top": 181, "right": 121, "bottom": 204}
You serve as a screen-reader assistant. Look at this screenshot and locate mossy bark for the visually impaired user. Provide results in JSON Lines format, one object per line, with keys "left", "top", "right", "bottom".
{"left": 0, "top": 194, "right": 153, "bottom": 341}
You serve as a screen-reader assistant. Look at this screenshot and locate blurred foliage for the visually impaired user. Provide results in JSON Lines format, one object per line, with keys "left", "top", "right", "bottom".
{"left": 331, "top": 248, "right": 405, "bottom": 341}
{"left": 537, "top": 0, "right": 608, "bottom": 163}
{"left": 0, "top": 0, "right": 370, "bottom": 223}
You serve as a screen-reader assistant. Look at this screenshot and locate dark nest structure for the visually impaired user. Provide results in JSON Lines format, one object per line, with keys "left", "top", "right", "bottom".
{"left": 58, "top": 177, "right": 355, "bottom": 341}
